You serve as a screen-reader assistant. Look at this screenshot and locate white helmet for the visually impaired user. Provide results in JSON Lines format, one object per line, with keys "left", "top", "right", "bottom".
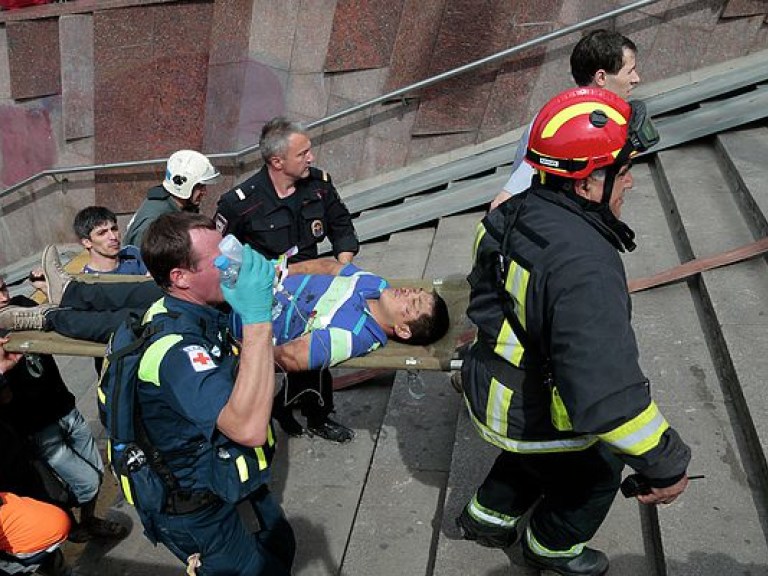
{"left": 162, "top": 150, "right": 220, "bottom": 200}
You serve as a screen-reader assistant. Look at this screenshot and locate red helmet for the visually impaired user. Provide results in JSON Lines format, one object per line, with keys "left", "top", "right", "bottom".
{"left": 525, "top": 87, "right": 634, "bottom": 180}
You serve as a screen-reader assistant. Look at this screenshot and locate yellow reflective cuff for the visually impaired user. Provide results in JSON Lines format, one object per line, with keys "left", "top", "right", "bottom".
{"left": 267, "top": 423, "right": 275, "bottom": 447}
{"left": 598, "top": 401, "right": 669, "bottom": 456}
{"left": 486, "top": 377, "right": 513, "bottom": 435}
{"left": 468, "top": 494, "right": 518, "bottom": 528}
{"left": 138, "top": 334, "right": 184, "bottom": 386}
{"left": 235, "top": 455, "right": 249, "bottom": 483}
{"left": 254, "top": 447, "right": 268, "bottom": 471}
{"left": 120, "top": 475, "right": 134, "bottom": 506}
{"left": 526, "top": 528, "right": 585, "bottom": 558}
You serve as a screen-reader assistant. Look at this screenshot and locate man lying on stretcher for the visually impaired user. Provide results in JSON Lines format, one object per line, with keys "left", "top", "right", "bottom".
{"left": 0, "top": 247, "right": 450, "bottom": 371}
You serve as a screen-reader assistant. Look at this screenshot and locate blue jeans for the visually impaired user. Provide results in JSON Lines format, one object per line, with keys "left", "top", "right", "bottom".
{"left": 31, "top": 408, "right": 103, "bottom": 505}
{"left": 146, "top": 487, "right": 295, "bottom": 575}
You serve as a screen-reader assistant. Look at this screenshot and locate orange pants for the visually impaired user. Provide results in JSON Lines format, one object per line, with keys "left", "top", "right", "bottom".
{"left": 0, "top": 492, "right": 70, "bottom": 555}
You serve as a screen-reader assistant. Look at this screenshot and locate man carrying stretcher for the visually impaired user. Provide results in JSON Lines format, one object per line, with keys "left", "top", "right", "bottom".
{"left": 0, "top": 219, "right": 450, "bottom": 375}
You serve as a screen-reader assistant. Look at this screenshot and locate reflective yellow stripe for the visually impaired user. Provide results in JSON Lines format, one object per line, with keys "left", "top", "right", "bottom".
{"left": 120, "top": 475, "right": 134, "bottom": 506}
{"left": 473, "top": 222, "right": 487, "bottom": 259}
{"left": 550, "top": 386, "right": 573, "bottom": 431}
{"left": 598, "top": 401, "right": 669, "bottom": 456}
{"left": 494, "top": 320, "right": 524, "bottom": 367}
{"left": 235, "top": 455, "right": 249, "bottom": 483}
{"left": 254, "top": 447, "right": 267, "bottom": 471}
{"left": 143, "top": 298, "right": 169, "bottom": 323}
{"left": 468, "top": 493, "right": 518, "bottom": 528}
{"left": 526, "top": 527, "right": 585, "bottom": 558}
{"left": 486, "top": 377, "right": 513, "bottom": 435}
{"left": 267, "top": 423, "right": 275, "bottom": 447}
{"left": 542, "top": 101, "right": 627, "bottom": 139}
{"left": 138, "top": 334, "right": 184, "bottom": 386}
{"left": 97, "top": 385, "right": 106, "bottom": 406}
{"left": 466, "top": 397, "right": 596, "bottom": 453}
{"left": 504, "top": 260, "right": 529, "bottom": 331}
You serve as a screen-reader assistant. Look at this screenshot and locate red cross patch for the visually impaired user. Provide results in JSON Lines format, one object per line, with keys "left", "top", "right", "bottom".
{"left": 184, "top": 345, "right": 215, "bottom": 372}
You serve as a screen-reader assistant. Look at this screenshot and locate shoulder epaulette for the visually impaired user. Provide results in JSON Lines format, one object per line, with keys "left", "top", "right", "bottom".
{"left": 309, "top": 167, "right": 330, "bottom": 183}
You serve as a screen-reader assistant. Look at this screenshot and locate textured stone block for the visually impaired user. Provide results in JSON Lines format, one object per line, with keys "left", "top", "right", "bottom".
{"left": 693, "top": 15, "right": 764, "bottom": 69}
{"left": 0, "top": 99, "right": 57, "bottom": 188}
{"left": 60, "top": 14, "right": 94, "bottom": 141}
{"left": 93, "top": 3, "right": 213, "bottom": 207}
{"left": 248, "top": 0, "right": 300, "bottom": 70}
{"left": 7, "top": 19, "right": 61, "bottom": 99}
{"left": 325, "top": 0, "right": 406, "bottom": 72}
{"left": 384, "top": 0, "right": 446, "bottom": 91}
{"left": 285, "top": 72, "right": 331, "bottom": 121}
{"left": 209, "top": 0, "right": 253, "bottom": 65}
{"left": 203, "top": 60, "right": 287, "bottom": 154}
{"left": 722, "top": 0, "right": 767, "bottom": 18}
{"left": 290, "top": 0, "right": 337, "bottom": 73}
{"left": 412, "top": 0, "right": 518, "bottom": 135}
{"left": 0, "top": 28, "right": 10, "bottom": 100}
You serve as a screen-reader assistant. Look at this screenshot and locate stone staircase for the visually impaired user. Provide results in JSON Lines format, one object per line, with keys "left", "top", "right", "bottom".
{"left": 57, "top": 78, "right": 768, "bottom": 576}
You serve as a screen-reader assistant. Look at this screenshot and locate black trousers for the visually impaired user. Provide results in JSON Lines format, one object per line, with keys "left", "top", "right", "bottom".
{"left": 273, "top": 368, "right": 334, "bottom": 424}
{"left": 474, "top": 444, "right": 623, "bottom": 551}
{"left": 47, "top": 281, "right": 162, "bottom": 343}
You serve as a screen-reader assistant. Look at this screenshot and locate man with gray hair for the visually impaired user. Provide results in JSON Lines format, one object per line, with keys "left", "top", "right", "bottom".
{"left": 215, "top": 117, "right": 359, "bottom": 443}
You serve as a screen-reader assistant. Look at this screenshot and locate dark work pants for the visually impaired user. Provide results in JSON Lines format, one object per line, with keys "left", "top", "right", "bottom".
{"left": 273, "top": 368, "right": 334, "bottom": 424}
{"left": 475, "top": 445, "right": 623, "bottom": 551}
{"left": 47, "top": 281, "right": 162, "bottom": 343}
{"left": 144, "top": 487, "right": 295, "bottom": 576}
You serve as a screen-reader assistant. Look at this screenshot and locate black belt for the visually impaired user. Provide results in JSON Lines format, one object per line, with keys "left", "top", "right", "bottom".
{"left": 165, "top": 490, "right": 220, "bottom": 516}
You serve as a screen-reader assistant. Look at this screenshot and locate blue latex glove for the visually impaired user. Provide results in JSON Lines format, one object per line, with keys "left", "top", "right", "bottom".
{"left": 221, "top": 246, "right": 275, "bottom": 324}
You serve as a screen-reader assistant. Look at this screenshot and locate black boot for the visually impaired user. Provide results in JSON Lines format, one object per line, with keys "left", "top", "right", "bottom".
{"left": 272, "top": 408, "right": 305, "bottom": 437}
{"left": 522, "top": 539, "right": 609, "bottom": 576}
{"left": 455, "top": 504, "right": 518, "bottom": 549}
{"left": 306, "top": 416, "right": 355, "bottom": 443}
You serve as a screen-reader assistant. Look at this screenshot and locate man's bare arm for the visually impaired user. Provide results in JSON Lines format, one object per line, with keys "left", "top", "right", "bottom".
{"left": 217, "top": 323, "right": 275, "bottom": 447}
{"left": 273, "top": 334, "right": 311, "bottom": 373}
{"left": 287, "top": 258, "right": 345, "bottom": 276}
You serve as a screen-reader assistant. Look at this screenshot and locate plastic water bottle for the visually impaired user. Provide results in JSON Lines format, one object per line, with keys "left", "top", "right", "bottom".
{"left": 215, "top": 234, "right": 243, "bottom": 287}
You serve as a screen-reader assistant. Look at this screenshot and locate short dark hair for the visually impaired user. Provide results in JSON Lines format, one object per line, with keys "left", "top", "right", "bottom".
{"left": 259, "top": 117, "right": 306, "bottom": 164}
{"left": 141, "top": 212, "right": 216, "bottom": 290}
{"left": 393, "top": 291, "right": 450, "bottom": 346}
{"left": 73, "top": 206, "right": 117, "bottom": 240}
{"left": 570, "top": 29, "right": 637, "bottom": 87}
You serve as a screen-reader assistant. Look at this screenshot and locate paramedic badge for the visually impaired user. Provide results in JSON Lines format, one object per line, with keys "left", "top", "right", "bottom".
{"left": 184, "top": 345, "right": 216, "bottom": 372}
{"left": 311, "top": 219, "right": 324, "bottom": 238}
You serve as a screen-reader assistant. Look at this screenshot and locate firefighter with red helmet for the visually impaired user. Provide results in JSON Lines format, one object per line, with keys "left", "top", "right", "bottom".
{"left": 456, "top": 87, "right": 691, "bottom": 576}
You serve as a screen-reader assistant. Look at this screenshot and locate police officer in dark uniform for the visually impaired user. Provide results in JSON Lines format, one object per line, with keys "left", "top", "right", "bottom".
{"left": 215, "top": 117, "right": 359, "bottom": 443}
{"left": 456, "top": 88, "right": 691, "bottom": 576}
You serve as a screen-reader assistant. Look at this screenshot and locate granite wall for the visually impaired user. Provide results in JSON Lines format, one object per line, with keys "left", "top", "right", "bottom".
{"left": 0, "top": 0, "right": 766, "bottom": 266}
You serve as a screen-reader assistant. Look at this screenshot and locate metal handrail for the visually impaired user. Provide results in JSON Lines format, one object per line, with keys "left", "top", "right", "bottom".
{"left": 0, "top": 0, "right": 661, "bottom": 199}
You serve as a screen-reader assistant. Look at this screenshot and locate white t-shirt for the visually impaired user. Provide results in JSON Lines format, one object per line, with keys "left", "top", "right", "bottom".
{"left": 502, "top": 121, "right": 535, "bottom": 196}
